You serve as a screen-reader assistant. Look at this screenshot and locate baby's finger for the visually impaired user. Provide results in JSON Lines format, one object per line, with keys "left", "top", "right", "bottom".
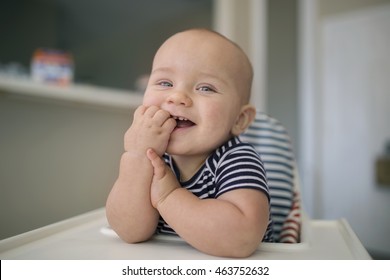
{"left": 133, "top": 105, "right": 147, "bottom": 120}
{"left": 146, "top": 148, "right": 166, "bottom": 180}
{"left": 162, "top": 117, "right": 177, "bottom": 132}
{"left": 153, "top": 109, "right": 172, "bottom": 126}
{"left": 143, "top": 105, "right": 160, "bottom": 118}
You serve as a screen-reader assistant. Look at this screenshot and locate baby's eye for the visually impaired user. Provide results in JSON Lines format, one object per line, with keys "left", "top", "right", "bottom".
{"left": 157, "top": 81, "right": 173, "bottom": 87}
{"left": 197, "top": 85, "right": 216, "bottom": 93}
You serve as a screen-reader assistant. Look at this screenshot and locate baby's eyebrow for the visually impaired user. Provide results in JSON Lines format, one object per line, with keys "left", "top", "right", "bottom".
{"left": 151, "top": 67, "right": 230, "bottom": 88}
{"left": 151, "top": 67, "right": 174, "bottom": 75}
{"left": 198, "top": 71, "right": 229, "bottom": 87}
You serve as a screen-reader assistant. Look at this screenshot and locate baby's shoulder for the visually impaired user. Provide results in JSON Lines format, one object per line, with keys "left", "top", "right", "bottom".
{"left": 209, "top": 137, "right": 261, "bottom": 166}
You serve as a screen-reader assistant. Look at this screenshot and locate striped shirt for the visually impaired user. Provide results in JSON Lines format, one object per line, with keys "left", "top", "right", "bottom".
{"left": 157, "top": 136, "right": 274, "bottom": 242}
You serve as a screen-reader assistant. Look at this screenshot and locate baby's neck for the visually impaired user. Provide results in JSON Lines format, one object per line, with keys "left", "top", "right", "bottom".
{"left": 171, "top": 154, "right": 209, "bottom": 182}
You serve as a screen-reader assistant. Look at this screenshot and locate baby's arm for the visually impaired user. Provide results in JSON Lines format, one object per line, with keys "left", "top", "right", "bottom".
{"left": 106, "top": 106, "right": 176, "bottom": 243}
{"left": 146, "top": 149, "right": 269, "bottom": 258}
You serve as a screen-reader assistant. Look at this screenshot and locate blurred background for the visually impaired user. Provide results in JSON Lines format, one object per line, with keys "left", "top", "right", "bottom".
{"left": 0, "top": 0, "right": 389, "bottom": 259}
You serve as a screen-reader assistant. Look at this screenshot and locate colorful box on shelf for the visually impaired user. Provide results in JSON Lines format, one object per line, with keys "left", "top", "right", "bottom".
{"left": 31, "top": 48, "right": 74, "bottom": 86}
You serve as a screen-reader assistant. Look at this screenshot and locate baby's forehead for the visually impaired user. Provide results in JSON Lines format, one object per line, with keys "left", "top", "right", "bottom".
{"left": 158, "top": 30, "right": 248, "bottom": 69}
{"left": 166, "top": 30, "right": 237, "bottom": 52}
{"left": 171, "top": 29, "right": 227, "bottom": 42}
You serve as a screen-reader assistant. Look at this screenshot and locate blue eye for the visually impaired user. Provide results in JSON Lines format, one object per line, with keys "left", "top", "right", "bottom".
{"left": 197, "top": 85, "right": 216, "bottom": 93}
{"left": 158, "top": 81, "right": 173, "bottom": 87}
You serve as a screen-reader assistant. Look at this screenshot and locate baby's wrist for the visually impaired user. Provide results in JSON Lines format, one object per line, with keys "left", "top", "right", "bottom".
{"left": 122, "top": 150, "right": 148, "bottom": 161}
{"left": 154, "top": 187, "right": 180, "bottom": 210}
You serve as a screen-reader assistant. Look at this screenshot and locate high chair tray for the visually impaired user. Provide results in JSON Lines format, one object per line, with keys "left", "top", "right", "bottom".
{"left": 0, "top": 208, "right": 371, "bottom": 259}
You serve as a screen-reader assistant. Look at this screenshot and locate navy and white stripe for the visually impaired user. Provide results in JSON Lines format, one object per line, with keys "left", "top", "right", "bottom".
{"left": 157, "top": 136, "right": 274, "bottom": 242}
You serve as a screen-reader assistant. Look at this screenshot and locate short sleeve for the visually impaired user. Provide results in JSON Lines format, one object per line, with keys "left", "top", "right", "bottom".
{"left": 214, "top": 144, "right": 269, "bottom": 200}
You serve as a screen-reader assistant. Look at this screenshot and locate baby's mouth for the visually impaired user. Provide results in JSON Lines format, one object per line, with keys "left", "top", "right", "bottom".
{"left": 172, "top": 116, "right": 195, "bottom": 129}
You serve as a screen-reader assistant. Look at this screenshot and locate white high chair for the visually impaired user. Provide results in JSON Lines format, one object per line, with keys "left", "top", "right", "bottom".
{"left": 240, "top": 111, "right": 301, "bottom": 243}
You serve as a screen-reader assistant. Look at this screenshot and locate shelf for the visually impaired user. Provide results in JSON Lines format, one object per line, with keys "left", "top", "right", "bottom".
{"left": 0, "top": 74, "right": 143, "bottom": 110}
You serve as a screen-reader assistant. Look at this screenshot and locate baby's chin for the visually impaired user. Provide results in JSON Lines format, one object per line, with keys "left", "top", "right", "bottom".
{"left": 165, "top": 142, "right": 193, "bottom": 157}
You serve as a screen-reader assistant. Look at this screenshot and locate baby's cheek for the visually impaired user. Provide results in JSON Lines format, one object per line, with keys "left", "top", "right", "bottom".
{"left": 142, "top": 93, "right": 162, "bottom": 107}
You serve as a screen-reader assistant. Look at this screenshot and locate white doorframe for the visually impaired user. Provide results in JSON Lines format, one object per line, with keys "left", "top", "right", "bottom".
{"left": 297, "top": 0, "right": 323, "bottom": 218}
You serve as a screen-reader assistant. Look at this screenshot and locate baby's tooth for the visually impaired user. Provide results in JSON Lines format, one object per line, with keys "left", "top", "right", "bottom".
{"left": 172, "top": 116, "right": 188, "bottom": 121}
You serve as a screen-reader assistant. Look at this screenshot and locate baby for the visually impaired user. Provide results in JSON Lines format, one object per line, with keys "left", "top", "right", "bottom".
{"left": 106, "top": 29, "right": 273, "bottom": 258}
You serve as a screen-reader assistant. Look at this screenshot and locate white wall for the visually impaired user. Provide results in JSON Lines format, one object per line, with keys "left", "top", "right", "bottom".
{"left": 321, "top": 3, "right": 390, "bottom": 256}
{"left": 0, "top": 95, "right": 132, "bottom": 239}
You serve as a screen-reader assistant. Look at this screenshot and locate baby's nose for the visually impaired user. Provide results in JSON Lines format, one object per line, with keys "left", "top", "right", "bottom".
{"left": 166, "top": 91, "right": 193, "bottom": 107}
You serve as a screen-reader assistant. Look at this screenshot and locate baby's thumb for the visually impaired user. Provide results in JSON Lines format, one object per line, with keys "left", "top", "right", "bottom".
{"left": 146, "top": 148, "right": 166, "bottom": 179}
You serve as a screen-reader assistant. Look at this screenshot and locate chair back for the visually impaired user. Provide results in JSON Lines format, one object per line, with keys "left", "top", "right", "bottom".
{"left": 240, "top": 111, "right": 301, "bottom": 243}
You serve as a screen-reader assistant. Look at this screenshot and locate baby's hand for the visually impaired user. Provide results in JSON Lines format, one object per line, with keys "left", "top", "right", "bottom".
{"left": 146, "top": 148, "right": 180, "bottom": 209}
{"left": 124, "top": 105, "right": 176, "bottom": 156}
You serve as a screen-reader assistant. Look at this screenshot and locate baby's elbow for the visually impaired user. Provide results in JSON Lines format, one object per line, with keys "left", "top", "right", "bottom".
{"left": 120, "top": 234, "right": 148, "bottom": 244}
{"left": 107, "top": 218, "right": 155, "bottom": 244}
{"left": 228, "top": 225, "right": 265, "bottom": 258}
{"left": 212, "top": 233, "right": 262, "bottom": 258}
{"left": 117, "top": 229, "right": 154, "bottom": 244}
{"left": 230, "top": 238, "right": 261, "bottom": 258}
{"left": 212, "top": 242, "right": 259, "bottom": 258}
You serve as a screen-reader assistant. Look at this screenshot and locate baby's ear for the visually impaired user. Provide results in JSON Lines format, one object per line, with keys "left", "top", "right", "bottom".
{"left": 231, "top": 105, "right": 256, "bottom": 136}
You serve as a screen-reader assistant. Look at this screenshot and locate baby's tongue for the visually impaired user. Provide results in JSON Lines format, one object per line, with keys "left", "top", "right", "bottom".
{"left": 176, "top": 119, "right": 194, "bottom": 128}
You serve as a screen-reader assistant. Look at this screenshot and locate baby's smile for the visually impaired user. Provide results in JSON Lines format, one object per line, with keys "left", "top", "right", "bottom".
{"left": 171, "top": 115, "right": 195, "bottom": 129}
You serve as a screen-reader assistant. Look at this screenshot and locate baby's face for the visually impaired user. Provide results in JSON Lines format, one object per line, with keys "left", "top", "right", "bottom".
{"left": 143, "top": 30, "right": 248, "bottom": 157}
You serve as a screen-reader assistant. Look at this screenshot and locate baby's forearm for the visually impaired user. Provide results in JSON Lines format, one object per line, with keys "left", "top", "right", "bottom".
{"left": 156, "top": 188, "right": 268, "bottom": 258}
{"left": 106, "top": 152, "right": 159, "bottom": 243}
